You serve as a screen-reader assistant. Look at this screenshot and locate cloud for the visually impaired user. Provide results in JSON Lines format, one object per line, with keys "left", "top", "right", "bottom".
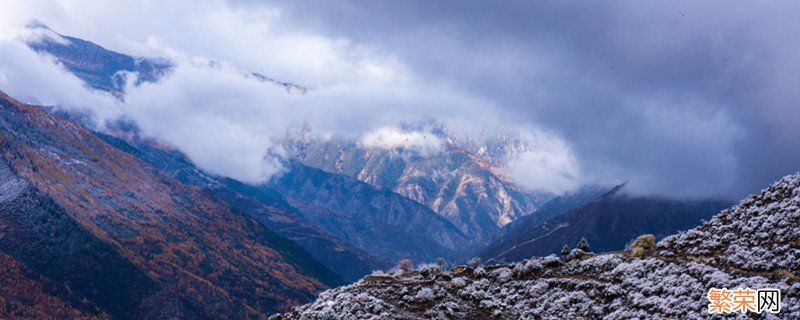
{"left": 1, "top": 0, "right": 797, "bottom": 198}
{"left": 502, "top": 129, "right": 582, "bottom": 195}
{"left": 0, "top": 39, "right": 122, "bottom": 123}
{"left": 0, "top": 0, "right": 516, "bottom": 186}
{"left": 252, "top": 0, "right": 799, "bottom": 199}
{"left": 360, "top": 127, "right": 444, "bottom": 156}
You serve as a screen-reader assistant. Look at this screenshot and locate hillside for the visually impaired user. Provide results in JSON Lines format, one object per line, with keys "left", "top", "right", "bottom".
{"left": 0, "top": 91, "right": 339, "bottom": 318}
{"left": 269, "top": 161, "right": 470, "bottom": 263}
{"left": 477, "top": 185, "right": 732, "bottom": 264}
{"left": 99, "top": 132, "right": 389, "bottom": 282}
{"left": 273, "top": 173, "right": 800, "bottom": 319}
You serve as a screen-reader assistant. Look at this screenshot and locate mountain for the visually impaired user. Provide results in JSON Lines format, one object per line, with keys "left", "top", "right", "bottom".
{"left": 97, "top": 132, "right": 389, "bottom": 282}
{"left": 477, "top": 184, "right": 732, "bottom": 264}
{"left": 23, "top": 22, "right": 172, "bottom": 96}
{"left": 268, "top": 161, "right": 470, "bottom": 263}
{"left": 272, "top": 172, "right": 800, "bottom": 319}
{"left": 23, "top": 23, "right": 306, "bottom": 96}
{"left": 459, "top": 184, "right": 609, "bottom": 258}
{"left": 100, "top": 125, "right": 468, "bottom": 270}
{"left": 291, "top": 136, "right": 553, "bottom": 243}
{"left": 23, "top": 24, "right": 552, "bottom": 247}
{"left": 0, "top": 91, "right": 341, "bottom": 318}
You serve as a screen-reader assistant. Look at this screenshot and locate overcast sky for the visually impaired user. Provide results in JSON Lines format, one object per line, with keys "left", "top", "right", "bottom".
{"left": 1, "top": 0, "right": 798, "bottom": 199}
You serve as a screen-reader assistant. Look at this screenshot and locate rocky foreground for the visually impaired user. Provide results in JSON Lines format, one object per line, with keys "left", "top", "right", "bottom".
{"left": 273, "top": 173, "right": 800, "bottom": 319}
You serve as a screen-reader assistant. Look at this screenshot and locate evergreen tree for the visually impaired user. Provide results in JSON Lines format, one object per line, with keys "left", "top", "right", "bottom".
{"left": 436, "top": 257, "right": 446, "bottom": 268}
{"left": 577, "top": 237, "right": 591, "bottom": 252}
{"left": 561, "top": 244, "right": 570, "bottom": 258}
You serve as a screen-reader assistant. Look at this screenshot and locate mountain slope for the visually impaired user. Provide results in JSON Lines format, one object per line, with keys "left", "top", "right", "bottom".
{"left": 477, "top": 185, "right": 732, "bottom": 264}
{"left": 269, "top": 162, "right": 470, "bottom": 263}
{"left": 0, "top": 91, "right": 339, "bottom": 317}
{"left": 272, "top": 172, "right": 800, "bottom": 319}
{"left": 292, "top": 138, "right": 552, "bottom": 243}
{"left": 24, "top": 22, "right": 172, "bottom": 96}
{"left": 23, "top": 23, "right": 306, "bottom": 96}
{"left": 462, "top": 184, "right": 609, "bottom": 258}
{"left": 99, "top": 132, "right": 388, "bottom": 282}
{"left": 0, "top": 252, "right": 109, "bottom": 320}
{"left": 0, "top": 170, "right": 169, "bottom": 319}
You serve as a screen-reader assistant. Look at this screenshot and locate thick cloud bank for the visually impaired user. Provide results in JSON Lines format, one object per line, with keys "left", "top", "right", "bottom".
{"left": 1, "top": 0, "right": 797, "bottom": 198}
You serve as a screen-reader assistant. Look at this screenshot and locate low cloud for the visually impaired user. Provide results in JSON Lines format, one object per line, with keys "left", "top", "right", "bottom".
{"left": 360, "top": 127, "right": 444, "bottom": 156}
{"left": 1, "top": 0, "right": 797, "bottom": 198}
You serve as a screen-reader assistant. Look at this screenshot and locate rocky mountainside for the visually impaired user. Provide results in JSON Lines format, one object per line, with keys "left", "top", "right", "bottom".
{"left": 292, "top": 137, "right": 552, "bottom": 243}
{"left": 0, "top": 91, "right": 341, "bottom": 318}
{"left": 273, "top": 173, "right": 800, "bottom": 319}
{"left": 268, "top": 161, "right": 470, "bottom": 263}
{"left": 477, "top": 184, "right": 732, "bottom": 264}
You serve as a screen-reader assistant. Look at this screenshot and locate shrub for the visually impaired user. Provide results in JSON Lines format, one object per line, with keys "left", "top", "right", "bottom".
{"left": 467, "top": 257, "right": 482, "bottom": 268}
{"left": 418, "top": 263, "right": 442, "bottom": 278}
{"left": 566, "top": 248, "right": 594, "bottom": 262}
{"left": 629, "top": 234, "right": 656, "bottom": 258}
{"left": 631, "top": 234, "right": 656, "bottom": 250}
{"left": 415, "top": 287, "right": 434, "bottom": 301}
{"left": 631, "top": 247, "right": 645, "bottom": 258}
{"left": 396, "top": 259, "right": 413, "bottom": 273}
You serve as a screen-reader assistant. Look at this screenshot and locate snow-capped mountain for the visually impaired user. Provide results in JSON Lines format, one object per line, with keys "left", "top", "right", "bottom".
{"left": 271, "top": 172, "right": 800, "bottom": 319}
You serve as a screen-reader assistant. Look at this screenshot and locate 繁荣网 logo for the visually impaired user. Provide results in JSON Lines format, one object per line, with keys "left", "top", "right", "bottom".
{"left": 707, "top": 287, "right": 780, "bottom": 314}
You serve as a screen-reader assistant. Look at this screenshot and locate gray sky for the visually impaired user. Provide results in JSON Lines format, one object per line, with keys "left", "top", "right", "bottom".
{"left": 1, "top": 0, "right": 798, "bottom": 199}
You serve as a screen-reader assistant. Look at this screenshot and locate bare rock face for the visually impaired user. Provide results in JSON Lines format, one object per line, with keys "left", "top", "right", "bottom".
{"left": 292, "top": 138, "right": 553, "bottom": 243}
{"left": 272, "top": 173, "right": 800, "bottom": 319}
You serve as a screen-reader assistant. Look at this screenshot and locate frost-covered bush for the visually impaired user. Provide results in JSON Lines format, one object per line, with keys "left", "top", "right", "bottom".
{"left": 566, "top": 248, "right": 594, "bottom": 261}
{"left": 415, "top": 288, "right": 434, "bottom": 301}
{"left": 417, "top": 263, "right": 442, "bottom": 278}
{"left": 467, "top": 257, "right": 482, "bottom": 268}
{"left": 450, "top": 277, "right": 467, "bottom": 288}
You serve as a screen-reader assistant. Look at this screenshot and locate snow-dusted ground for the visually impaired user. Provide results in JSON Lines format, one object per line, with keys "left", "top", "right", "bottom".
{"left": 0, "top": 160, "right": 27, "bottom": 203}
{"left": 272, "top": 173, "right": 800, "bottom": 319}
